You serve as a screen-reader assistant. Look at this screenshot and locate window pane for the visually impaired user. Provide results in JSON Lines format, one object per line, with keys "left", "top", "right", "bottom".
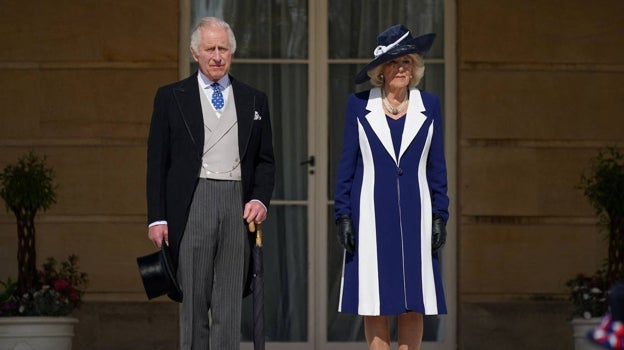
{"left": 192, "top": 0, "right": 308, "bottom": 58}
{"left": 328, "top": 0, "right": 444, "bottom": 59}
{"left": 229, "top": 63, "right": 309, "bottom": 201}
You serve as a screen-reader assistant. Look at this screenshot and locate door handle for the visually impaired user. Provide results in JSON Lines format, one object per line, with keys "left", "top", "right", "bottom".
{"left": 299, "top": 156, "right": 315, "bottom": 166}
{"left": 300, "top": 156, "right": 315, "bottom": 174}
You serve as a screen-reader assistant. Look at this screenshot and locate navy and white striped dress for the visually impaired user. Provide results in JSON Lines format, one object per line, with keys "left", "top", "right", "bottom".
{"left": 334, "top": 87, "right": 449, "bottom": 316}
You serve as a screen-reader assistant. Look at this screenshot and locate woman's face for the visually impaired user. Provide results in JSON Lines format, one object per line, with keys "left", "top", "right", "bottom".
{"left": 382, "top": 55, "right": 413, "bottom": 90}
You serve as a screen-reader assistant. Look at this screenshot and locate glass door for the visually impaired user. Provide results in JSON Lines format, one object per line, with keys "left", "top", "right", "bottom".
{"left": 184, "top": 1, "right": 455, "bottom": 349}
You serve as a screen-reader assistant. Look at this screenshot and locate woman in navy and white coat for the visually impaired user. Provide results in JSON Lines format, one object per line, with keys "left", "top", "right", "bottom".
{"left": 334, "top": 24, "right": 450, "bottom": 350}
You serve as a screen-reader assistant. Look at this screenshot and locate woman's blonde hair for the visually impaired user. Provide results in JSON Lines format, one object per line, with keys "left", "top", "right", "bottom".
{"left": 368, "top": 54, "right": 425, "bottom": 88}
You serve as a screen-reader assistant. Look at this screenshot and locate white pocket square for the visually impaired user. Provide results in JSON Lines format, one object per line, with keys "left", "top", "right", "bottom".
{"left": 254, "top": 111, "right": 262, "bottom": 121}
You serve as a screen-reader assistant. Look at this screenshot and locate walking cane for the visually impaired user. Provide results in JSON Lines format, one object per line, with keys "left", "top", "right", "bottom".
{"left": 248, "top": 222, "right": 265, "bottom": 350}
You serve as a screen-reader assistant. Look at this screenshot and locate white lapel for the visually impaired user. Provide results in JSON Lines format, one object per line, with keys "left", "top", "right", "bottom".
{"left": 365, "top": 88, "right": 428, "bottom": 164}
{"left": 365, "top": 88, "right": 397, "bottom": 164}
{"left": 398, "top": 88, "right": 427, "bottom": 160}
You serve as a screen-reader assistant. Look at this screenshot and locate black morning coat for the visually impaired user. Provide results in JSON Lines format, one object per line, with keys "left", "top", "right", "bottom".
{"left": 146, "top": 72, "right": 275, "bottom": 280}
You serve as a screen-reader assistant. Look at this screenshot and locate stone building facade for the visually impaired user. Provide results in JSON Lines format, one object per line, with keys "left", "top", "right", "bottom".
{"left": 1, "top": 1, "right": 622, "bottom": 349}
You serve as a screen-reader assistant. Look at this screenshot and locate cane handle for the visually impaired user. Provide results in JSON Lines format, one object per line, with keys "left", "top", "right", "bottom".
{"left": 248, "top": 222, "right": 263, "bottom": 247}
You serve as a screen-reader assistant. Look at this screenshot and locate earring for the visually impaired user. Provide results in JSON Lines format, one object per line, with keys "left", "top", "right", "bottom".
{"left": 379, "top": 74, "right": 384, "bottom": 82}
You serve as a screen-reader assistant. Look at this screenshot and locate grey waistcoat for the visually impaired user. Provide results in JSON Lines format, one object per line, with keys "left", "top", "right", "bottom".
{"left": 198, "top": 86, "right": 242, "bottom": 181}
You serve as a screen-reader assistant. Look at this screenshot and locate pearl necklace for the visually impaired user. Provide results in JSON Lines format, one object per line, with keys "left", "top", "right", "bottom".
{"left": 381, "top": 89, "right": 409, "bottom": 115}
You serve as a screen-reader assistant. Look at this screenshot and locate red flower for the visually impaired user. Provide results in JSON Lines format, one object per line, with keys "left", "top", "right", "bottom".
{"left": 51, "top": 278, "right": 70, "bottom": 292}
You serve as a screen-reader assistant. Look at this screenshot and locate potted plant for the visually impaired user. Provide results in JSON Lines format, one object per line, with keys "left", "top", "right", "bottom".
{"left": 567, "top": 146, "right": 624, "bottom": 349}
{"left": 579, "top": 147, "right": 624, "bottom": 286}
{"left": 0, "top": 151, "right": 87, "bottom": 350}
{"left": 566, "top": 270, "right": 609, "bottom": 320}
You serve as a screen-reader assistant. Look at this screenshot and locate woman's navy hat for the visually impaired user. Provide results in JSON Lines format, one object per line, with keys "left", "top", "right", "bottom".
{"left": 136, "top": 241, "right": 183, "bottom": 302}
{"left": 354, "top": 24, "right": 436, "bottom": 84}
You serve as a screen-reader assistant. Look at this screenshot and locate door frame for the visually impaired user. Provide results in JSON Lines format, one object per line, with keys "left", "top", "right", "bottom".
{"left": 179, "top": 0, "right": 457, "bottom": 348}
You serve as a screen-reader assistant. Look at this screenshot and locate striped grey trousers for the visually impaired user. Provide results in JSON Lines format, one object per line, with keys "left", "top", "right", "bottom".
{"left": 178, "top": 179, "right": 246, "bottom": 350}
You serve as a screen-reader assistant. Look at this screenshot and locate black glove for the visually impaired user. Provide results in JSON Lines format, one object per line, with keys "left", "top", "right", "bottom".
{"left": 432, "top": 213, "right": 447, "bottom": 253}
{"left": 336, "top": 215, "right": 355, "bottom": 254}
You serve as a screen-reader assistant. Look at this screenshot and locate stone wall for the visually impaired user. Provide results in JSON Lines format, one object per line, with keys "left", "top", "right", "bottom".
{"left": 0, "top": 1, "right": 178, "bottom": 300}
{"left": 73, "top": 302, "right": 179, "bottom": 350}
{"left": 458, "top": 0, "right": 624, "bottom": 348}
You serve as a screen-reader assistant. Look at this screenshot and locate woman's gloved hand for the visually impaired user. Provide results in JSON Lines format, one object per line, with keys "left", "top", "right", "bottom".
{"left": 336, "top": 215, "right": 355, "bottom": 254}
{"left": 432, "top": 213, "right": 447, "bottom": 253}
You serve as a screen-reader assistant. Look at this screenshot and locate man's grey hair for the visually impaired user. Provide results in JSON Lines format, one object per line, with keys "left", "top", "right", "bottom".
{"left": 190, "top": 17, "right": 237, "bottom": 54}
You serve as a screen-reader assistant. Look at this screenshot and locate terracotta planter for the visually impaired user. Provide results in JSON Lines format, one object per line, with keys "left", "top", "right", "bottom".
{"left": 571, "top": 317, "right": 604, "bottom": 350}
{"left": 0, "top": 317, "right": 78, "bottom": 350}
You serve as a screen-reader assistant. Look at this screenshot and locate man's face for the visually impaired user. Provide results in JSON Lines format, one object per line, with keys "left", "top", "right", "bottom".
{"left": 191, "top": 26, "right": 232, "bottom": 81}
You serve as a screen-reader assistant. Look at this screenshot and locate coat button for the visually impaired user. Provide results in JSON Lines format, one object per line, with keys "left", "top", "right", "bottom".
{"left": 397, "top": 167, "right": 403, "bottom": 176}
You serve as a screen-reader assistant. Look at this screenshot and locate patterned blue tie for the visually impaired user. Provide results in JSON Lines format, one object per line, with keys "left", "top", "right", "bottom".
{"left": 211, "top": 82, "right": 224, "bottom": 110}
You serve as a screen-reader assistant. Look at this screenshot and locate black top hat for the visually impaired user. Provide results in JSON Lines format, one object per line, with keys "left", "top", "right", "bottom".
{"left": 354, "top": 24, "right": 436, "bottom": 84}
{"left": 136, "top": 240, "right": 183, "bottom": 302}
